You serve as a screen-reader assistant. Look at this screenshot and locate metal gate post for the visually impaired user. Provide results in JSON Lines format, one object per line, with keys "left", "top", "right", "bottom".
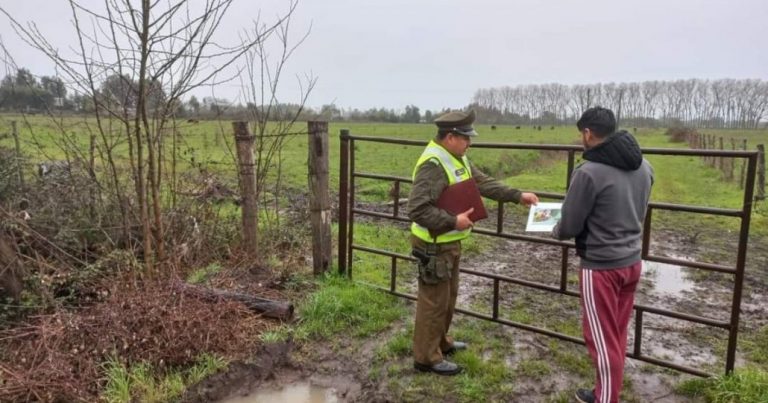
{"left": 338, "top": 129, "right": 350, "bottom": 276}
{"left": 726, "top": 153, "right": 758, "bottom": 373}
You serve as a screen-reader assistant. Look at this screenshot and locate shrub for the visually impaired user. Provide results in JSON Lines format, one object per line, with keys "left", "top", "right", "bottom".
{"left": 665, "top": 126, "right": 697, "bottom": 143}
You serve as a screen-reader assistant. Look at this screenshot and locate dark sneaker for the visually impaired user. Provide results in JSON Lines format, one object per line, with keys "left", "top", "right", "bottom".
{"left": 575, "top": 388, "right": 595, "bottom": 403}
{"left": 442, "top": 341, "right": 468, "bottom": 355}
{"left": 413, "top": 360, "right": 463, "bottom": 376}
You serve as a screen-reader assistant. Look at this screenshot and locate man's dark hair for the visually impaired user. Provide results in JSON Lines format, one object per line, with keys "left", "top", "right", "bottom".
{"left": 576, "top": 107, "right": 616, "bottom": 138}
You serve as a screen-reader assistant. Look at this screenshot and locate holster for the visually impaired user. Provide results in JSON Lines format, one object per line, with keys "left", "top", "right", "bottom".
{"left": 412, "top": 243, "right": 448, "bottom": 285}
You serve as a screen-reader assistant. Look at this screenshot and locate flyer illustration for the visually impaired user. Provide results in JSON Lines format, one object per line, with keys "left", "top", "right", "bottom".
{"left": 525, "top": 202, "right": 563, "bottom": 232}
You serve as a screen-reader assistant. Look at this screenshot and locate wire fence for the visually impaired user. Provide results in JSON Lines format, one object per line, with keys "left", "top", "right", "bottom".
{"left": 686, "top": 133, "right": 766, "bottom": 200}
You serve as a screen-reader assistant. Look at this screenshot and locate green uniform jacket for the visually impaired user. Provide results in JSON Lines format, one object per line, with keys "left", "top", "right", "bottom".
{"left": 407, "top": 158, "right": 523, "bottom": 236}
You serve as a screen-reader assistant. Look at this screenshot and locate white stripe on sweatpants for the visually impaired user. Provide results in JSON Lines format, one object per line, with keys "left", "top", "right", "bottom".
{"left": 584, "top": 270, "right": 611, "bottom": 403}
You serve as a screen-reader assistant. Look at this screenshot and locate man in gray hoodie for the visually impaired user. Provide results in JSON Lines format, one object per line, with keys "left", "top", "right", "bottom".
{"left": 552, "top": 107, "right": 654, "bottom": 403}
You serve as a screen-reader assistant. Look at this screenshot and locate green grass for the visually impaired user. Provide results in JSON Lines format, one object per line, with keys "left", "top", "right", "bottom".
{"left": 338, "top": 124, "right": 768, "bottom": 238}
{"left": 740, "top": 325, "right": 768, "bottom": 367}
{"left": 374, "top": 324, "right": 413, "bottom": 362}
{"left": 547, "top": 339, "right": 593, "bottom": 377}
{"left": 101, "top": 353, "right": 227, "bottom": 403}
{"left": 516, "top": 358, "right": 552, "bottom": 379}
{"left": 393, "top": 349, "right": 515, "bottom": 402}
{"left": 347, "top": 223, "right": 411, "bottom": 287}
{"left": 293, "top": 274, "right": 407, "bottom": 341}
{"left": 349, "top": 220, "right": 488, "bottom": 293}
{"left": 696, "top": 128, "right": 768, "bottom": 150}
{"left": 547, "top": 390, "right": 575, "bottom": 403}
{"left": 497, "top": 294, "right": 581, "bottom": 339}
{"left": 258, "top": 324, "right": 292, "bottom": 343}
{"left": 378, "top": 318, "right": 521, "bottom": 402}
{"left": 677, "top": 367, "right": 768, "bottom": 403}
{"left": 186, "top": 262, "right": 222, "bottom": 284}
{"left": 454, "top": 356, "right": 515, "bottom": 401}
{"left": 3, "top": 115, "right": 765, "bottom": 235}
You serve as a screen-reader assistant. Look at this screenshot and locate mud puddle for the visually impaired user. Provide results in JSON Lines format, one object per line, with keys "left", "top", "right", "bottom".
{"left": 181, "top": 339, "right": 366, "bottom": 403}
{"left": 219, "top": 382, "right": 339, "bottom": 403}
{"left": 643, "top": 260, "right": 697, "bottom": 296}
{"left": 457, "top": 234, "right": 744, "bottom": 371}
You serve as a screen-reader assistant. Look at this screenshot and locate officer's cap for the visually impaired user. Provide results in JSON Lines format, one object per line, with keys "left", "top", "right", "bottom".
{"left": 434, "top": 109, "right": 478, "bottom": 137}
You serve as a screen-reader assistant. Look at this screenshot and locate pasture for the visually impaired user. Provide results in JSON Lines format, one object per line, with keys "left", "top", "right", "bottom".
{"left": 2, "top": 114, "right": 768, "bottom": 401}
{"left": 3, "top": 114, "right": 763, "bottom": 234}
{"left": 1, "top": 115, "right": 764, "bottom": 191}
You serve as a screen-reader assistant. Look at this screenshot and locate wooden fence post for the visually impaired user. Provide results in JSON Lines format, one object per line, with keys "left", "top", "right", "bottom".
{"left": 11, "top": 121, "right": 24, "bottom": 191}
{"left": 740, "top": 139, "right": 748, "bottom": 189}
{"left": 718, "top": 137, "right": 724, "bottom": 172}
{"left": 727, "top": 138, "right": 736, "bottom": 181}
{"left": 757, "top": 144, "right": 766, "bottom": 201}
{"left": 308, "top": 121, "right": 332, "bottom": 275}
{"left": 232, "top": 121, "right": 258, "bottom": 256}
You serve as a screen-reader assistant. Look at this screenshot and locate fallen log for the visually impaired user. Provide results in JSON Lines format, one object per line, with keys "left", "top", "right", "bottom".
{"left": 172, "top": 281, "right": 294, "bottom": 320}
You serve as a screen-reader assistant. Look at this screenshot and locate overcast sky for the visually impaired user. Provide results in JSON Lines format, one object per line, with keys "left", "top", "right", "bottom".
{"left": 1, "top": 0, "right": 766, "bottom": 112}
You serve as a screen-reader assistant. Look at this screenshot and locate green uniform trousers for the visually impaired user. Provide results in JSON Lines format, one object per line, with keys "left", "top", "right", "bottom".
{"left": 411, "top": 236, "right": 462, "bottom": 365}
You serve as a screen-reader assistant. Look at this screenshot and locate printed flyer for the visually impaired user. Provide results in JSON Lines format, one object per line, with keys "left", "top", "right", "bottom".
{"left": 525, "top": 202, "right": 563, "bottom": 232}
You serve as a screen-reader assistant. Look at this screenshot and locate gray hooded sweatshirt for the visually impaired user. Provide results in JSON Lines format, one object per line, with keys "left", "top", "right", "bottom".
{"left": 552, "top": 130, "right": 654, "bottom": 270}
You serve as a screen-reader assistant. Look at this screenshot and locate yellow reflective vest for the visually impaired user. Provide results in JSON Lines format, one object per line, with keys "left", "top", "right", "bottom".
{"left": 410, "top": 140, "right": 473, "bottom": 243}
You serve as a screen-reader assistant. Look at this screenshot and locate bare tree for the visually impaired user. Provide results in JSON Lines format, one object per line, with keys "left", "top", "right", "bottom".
{"left": 240, "top": 4, "right": 316, "bottom": 250}
{"left": 1, "top": 1, "right": 296, "bottom": 273}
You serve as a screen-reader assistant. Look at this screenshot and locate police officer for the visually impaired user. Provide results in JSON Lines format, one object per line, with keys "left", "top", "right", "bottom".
{"left": 408, "top": 109, "right": 539, "bottom": 375}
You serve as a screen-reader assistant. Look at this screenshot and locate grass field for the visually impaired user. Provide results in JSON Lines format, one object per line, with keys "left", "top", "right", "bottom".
{"left": 3, "top": 114, "right": 767, "bottom": 401}
{"left": 2, "top": 114, "right": 766, "bottom": 233}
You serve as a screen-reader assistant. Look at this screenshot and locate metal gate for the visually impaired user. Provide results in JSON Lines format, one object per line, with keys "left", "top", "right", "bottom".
{"left": 337, "top": 129, "right": 759, "bottom": 377}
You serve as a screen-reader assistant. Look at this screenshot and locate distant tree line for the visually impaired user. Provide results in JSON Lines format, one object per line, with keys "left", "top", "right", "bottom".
{"left": 205, "top": 103, "right": 436, "bottom": 124}
{"left": 0, "top": 68, "right": 72, "bottom": 111}
{"left": 314, "top": 104, "right": 438, "bottom": 123}
{"left": 3, "top": 67, "right": 766, "bottom": 128}
{"left": 0, "top": 68, "right": 168, "bottom": 114}
{"left": 0, "top": 67, "right": 439, "bottom": 123}
{"left": 472, "top": 79, "right": 768, "bottom": 129}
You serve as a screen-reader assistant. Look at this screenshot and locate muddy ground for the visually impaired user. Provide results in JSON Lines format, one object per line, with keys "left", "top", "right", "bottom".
{"left": 183, "top": 202, "right": 768, "bottom": 402}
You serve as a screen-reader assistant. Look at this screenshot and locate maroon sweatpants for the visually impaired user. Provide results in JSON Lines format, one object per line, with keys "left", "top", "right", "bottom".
{"left": 579, "top": 261, "right": 642, "bottom": 403}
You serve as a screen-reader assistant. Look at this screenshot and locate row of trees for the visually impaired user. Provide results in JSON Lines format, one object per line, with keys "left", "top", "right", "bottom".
{"left": 0, "top": 69, "right": 445, "bottom": 123}
{"left": 0, "top": 68, "right": 69, "bottom": 111}
{"left": 314, "top": 103, "right": 434, "bottom": 123}
{"left": 0, "top": 68, "right": 168, "bottom": 114}
{"left": 2, "top": 66, "right": 767, "bottom": 128}
{"left": 472, "top": 79, "right": 768, "bottom": 129}
{"left": 0, "top": 69, "right": 435, "bottom": 123}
